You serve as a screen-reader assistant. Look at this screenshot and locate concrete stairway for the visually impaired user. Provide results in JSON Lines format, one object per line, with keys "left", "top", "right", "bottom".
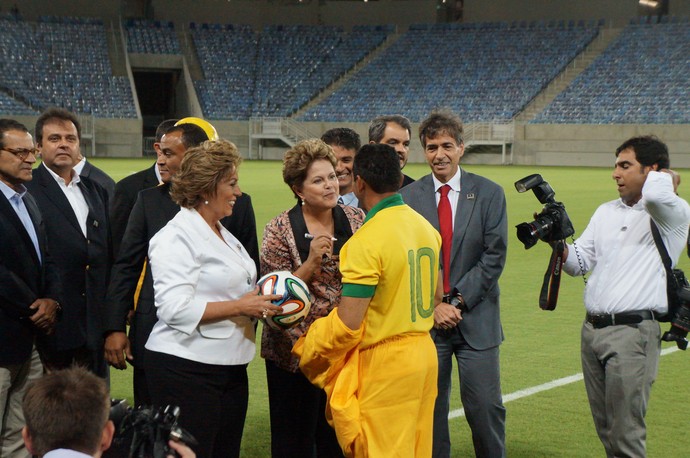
{"left": 291, "top": 32, "right": 402, "bottom": 118}
{"left": 515, "top": 27, "right": 623, "bottom": 123}
{"left": 104, "top": 19, "right": 128, "bottom": 77}
{"left": 177, "top": 27, "right": 204, "bottom": 81}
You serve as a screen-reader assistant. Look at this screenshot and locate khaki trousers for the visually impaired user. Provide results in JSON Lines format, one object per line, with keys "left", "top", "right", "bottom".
{"left": 1, "top": 346, "right": 43, "bottom": 458}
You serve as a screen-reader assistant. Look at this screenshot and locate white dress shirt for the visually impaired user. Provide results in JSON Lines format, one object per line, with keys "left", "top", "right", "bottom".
{"left": 43, "top": 163, "right": 89, "bottom": 237}
{"left": 44, "top": 449, "right": 92, "bottom": 458}
{"left": 564, "top": 171, "right": 690, "bottom": 315}
{"left": 432, "top": 167, "right": 462, "bottom": 229}
{"left": 146, "top": 207, "right": 257, "bottom": 365}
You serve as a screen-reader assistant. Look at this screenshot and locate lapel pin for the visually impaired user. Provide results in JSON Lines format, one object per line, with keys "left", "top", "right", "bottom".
{"left": 466, "top": 193, "right": 475, "bottom": 200}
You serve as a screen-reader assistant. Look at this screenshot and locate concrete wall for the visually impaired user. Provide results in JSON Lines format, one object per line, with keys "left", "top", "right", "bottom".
{"left": 151, "top": 0, "right": 437, "bottom": 31}
{"left": 464, "top": 0, "right": 690, "bottom": 28}
{"left": 516, "top": 123, "right": 690, "bottom": 167}
{"left": 13, "top": 115, "right": 142, "bottom": 157}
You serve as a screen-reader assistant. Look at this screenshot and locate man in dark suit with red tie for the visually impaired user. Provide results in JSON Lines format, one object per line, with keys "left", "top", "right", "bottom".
{"left": 26, "top": 108, "right": 111, "bottom": 378}
{"left": 0, "top": 118, "right": 61, "bottom": 458}
{"left": 400, "top": 110, "right": 507, "bottom": 458}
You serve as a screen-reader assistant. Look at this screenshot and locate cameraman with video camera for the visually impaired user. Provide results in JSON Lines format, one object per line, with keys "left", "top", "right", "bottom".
{"left": 21, "top": 367, "right": 196, "bottom": 458}
{"left": 557, "top": 136, "right": 690, "bottom": 457}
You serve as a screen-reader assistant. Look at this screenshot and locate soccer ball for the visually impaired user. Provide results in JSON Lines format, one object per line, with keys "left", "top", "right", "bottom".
{"left": 257, "top": 271, "right": 312, "bottom": 330}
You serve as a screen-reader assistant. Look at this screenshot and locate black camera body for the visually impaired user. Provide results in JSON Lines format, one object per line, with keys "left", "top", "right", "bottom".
{"left": 515, "top": 174, "right": 575, "bottom": 249}
{"left": 661, "top": 273, "right": 690, "bottom": 350}
{"left": 105, "top": 401, "right": 197, "bottom": 458}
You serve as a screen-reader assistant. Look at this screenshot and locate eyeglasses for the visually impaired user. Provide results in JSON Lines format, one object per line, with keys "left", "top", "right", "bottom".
{"left": 1, "top": 148, "right": 38, "bottom": 161}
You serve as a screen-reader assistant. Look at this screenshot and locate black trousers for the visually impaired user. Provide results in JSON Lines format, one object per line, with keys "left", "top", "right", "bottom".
{"left": 265, "top": 359, "right": 342, "bottom": 458}
{"left": 145, "top": 350, "right": 249, "bottom": 458}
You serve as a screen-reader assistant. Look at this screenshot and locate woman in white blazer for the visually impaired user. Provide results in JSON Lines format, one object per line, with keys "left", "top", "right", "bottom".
{"left": 144, "top": 140, "right": 282, "bottom": 458}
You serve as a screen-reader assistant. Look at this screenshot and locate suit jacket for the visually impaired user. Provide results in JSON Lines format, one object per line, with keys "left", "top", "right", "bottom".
{"left": 103, "top": 183, "right": 259, "bottom": 365}
{"left": 110, "top": 164, "right": 159, "bottom": 257}
{"left": 0, "top": 188, "right": 61, "bottom": 365}
{"left": 25, "top": 166, "right": 111, "bottom": 353}
{"left": 80, "top": 160, "right": 116, "bottom": 203}
{"left": 401, "top": 173, "right": 415, "bottom": 189}
{"left": 400, "top": 169, "right": 507, "bottom": 350}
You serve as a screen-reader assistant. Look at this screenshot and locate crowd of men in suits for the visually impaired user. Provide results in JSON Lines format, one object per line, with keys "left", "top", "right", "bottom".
{"left": 1, "top": 108, "right": 509, "bottom": 458}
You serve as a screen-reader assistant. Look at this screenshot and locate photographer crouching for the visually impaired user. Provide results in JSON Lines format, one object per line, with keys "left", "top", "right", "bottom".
{"left": 21, "top": 367, "right": 195, "bottom": 458}
{"left": 550, "top": 136, "right": 690, "bottom": 457}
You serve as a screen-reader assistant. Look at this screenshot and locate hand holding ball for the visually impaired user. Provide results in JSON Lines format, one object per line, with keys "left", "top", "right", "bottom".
{"left": 257, "top": 271, "right": 312, "bottom": 330}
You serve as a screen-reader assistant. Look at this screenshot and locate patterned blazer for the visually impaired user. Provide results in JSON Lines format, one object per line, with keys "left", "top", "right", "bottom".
{"left": 260, "top": 204, "right": 364, "bottom": 372}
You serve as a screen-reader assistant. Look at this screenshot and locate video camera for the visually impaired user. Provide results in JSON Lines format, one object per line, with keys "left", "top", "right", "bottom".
{"left": 105, "top": 400, "right": 197, "bottom": 458}
{"left": 515, "top": 174, "right": 574, "bottom": 249}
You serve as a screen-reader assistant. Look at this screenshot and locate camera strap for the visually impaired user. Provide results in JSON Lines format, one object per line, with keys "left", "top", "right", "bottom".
{"left": 539, "top": 240, "right": 566, "bottom": 310}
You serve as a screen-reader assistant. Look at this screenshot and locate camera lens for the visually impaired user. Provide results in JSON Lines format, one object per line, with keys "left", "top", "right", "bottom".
{"left": 516, "top": 216, "right": 554, "bottom": 249}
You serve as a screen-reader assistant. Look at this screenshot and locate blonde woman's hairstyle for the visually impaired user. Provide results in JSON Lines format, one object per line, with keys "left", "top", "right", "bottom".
{"left": 171, "top": 139, "right": 241, "bottom": 208}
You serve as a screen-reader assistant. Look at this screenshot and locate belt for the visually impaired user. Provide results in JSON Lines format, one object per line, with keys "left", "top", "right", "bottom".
{"left": 585, "top": 310, "right": 656, "bottom": 329}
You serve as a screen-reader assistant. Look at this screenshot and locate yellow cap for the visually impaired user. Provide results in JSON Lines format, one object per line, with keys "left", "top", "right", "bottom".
{"left": 175, "top": 117, "right": 219, "bottom": 141}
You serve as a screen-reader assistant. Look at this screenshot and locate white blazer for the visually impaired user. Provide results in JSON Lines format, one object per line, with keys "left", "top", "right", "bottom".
{"left": 146, "top": 207, "right": 257, "bottom": 365}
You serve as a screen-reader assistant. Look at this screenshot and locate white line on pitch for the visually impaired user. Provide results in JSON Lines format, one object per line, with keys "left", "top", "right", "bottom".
{"left": 448, "top": 346, "right": 680, "bottom": 419}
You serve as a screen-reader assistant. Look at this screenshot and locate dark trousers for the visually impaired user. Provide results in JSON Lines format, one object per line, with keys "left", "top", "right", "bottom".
{"left": 432, "top": 328, "right": 506, "bottom": 458}
{"left": 40, "top": 344, "right": 109, "bottom": 380}
{"left": 265, "top": 359, "right": 342, "bottom": 458}
{"left": 145, "top": 350, "right": 249, "bottom": 458}
{"left": 133, "top": 365, "right": 151, "bottom": 407}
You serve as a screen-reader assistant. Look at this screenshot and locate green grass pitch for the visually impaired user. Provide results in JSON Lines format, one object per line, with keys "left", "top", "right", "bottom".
{"left": 91, "top": 158, "right": 690, "bottom": 457}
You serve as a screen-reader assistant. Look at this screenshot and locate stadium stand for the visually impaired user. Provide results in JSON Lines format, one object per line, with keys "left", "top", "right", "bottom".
{"left": 299, "top": 21, "right": 599, "bottom": 123}
{"left": 0, "top": 16, "right": 136, "bottom": 118}
{"left": 191, "top": 23, "right": 392, "bottom": 119}
{"left": 191, "top": 23, "right": 257, "bottom": 120}
{"left": 533, "top": 20, "right": 690, "bottom": 124}
{"left": 125, "top": 18, "right": 181, "bottom": 54}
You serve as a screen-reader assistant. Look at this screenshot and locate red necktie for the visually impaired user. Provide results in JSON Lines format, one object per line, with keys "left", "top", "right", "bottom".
{"left": 438, "top": 184, "right": 453, "bottom": 294}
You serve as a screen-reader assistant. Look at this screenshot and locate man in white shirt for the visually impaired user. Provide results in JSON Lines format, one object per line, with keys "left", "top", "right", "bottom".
{"left": 26, "top": 108, "right": 111, "bottom": 378}
{"left": 321, "top": 127, "right": 361, "bottom": 208}
{"left": 562, "top": 135, "right": 690, "bottom": 457}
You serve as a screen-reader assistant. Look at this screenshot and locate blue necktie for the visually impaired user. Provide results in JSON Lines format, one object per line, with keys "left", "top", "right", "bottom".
{"left": 11, "top": 194, "right": 42, "bottom": 263}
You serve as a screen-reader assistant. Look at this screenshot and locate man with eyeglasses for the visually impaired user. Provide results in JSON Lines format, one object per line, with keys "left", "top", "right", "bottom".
{"left": 25, "top": 107, "right": 111, "bottom": 379}
{"left": 0, "top": 118, "right": 61, "bottom": 458}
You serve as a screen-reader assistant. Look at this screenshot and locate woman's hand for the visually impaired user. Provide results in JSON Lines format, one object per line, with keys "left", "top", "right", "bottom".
{"left": 305, "top": 233, "right": 334, "bottom": 267}
{"left": 237, "top": 287, "right": 284, "bottom": 319}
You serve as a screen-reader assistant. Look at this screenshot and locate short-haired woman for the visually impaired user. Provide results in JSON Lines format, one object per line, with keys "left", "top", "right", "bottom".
{"left": 261, "top": 139, "right": 365, "bottom": 457}
{"left": 144, "top": 140, "right": 282, "bottom": 458}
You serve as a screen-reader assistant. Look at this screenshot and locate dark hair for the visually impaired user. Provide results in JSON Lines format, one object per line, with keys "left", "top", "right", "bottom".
{"left": 353, "top": 144, "right": 401, "bottom": 194}
{"left": 282, "top": 139, "right": 337, "bottom": 202}
{"left": 418, "top": 110, "right": 463, "bottom": 147}
{"left": 368, "top": 115, "right": 411, "bottom": 143}
{"left": 22, "top": 367, "right": 109, "bottom": 456}
{"left": 615, "top": 135, "right": 670, "bottom": 170}
{"left": 155, "top": 119, "right": 180, "bottom": 142}
{"left": 35, "top": 107, "right": 81, "bottom": 143}
{"left": 0, "top": 118, "right": 29, "bottom": 149}
{"left": 171, "top": 139, "right": 242, "bottom": 209}
{"left": 164, "top": 123, "right": 208, "bottom": 149}
{"left": 321, "top": 127, "right": 361, "bottom": 152}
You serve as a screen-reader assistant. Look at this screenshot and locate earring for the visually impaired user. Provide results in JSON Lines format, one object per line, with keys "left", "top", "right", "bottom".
{"left": 204, "top": 200, "right": 209, "bottom": 205}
